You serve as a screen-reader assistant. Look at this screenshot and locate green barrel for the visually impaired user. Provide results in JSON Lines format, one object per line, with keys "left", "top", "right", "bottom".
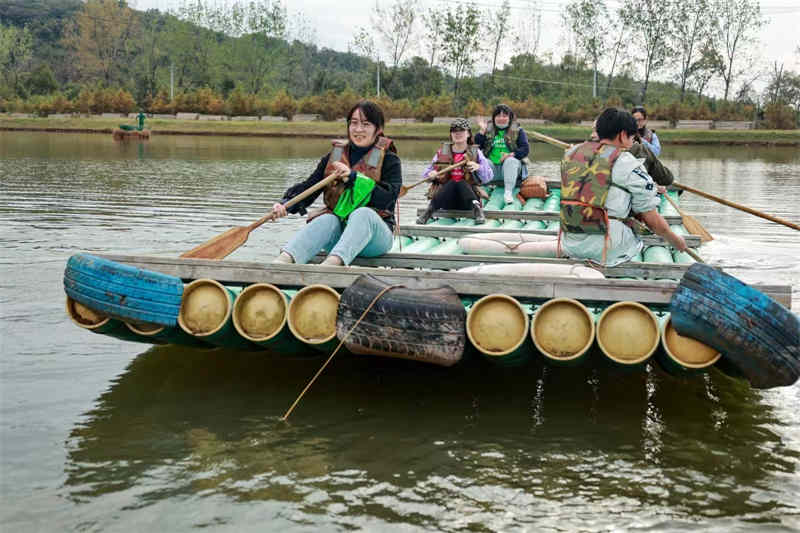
{"left": 531, "top": 298, "right": 595, "bottom": 366}
{"left": 466, "top": 294, "right": 532, "bottom": 367}
{"left": 522, "top": 220, "right": 547, "bottom": 230}
{"left": 658, "top": 190, "right": 681, "bottom": 216}
{"left": 484, "top": 188, "right": 506, "bottom": 210}
{"left": 66, "top": 296, "right": 162, "bottom": 344}
{"left": 501, "top": 188, "right": 523, "bottom": 210}
{"left": 595, "top": 301, "right": 659, "bottom": 368}
{"left": 389, "top": 235, "right": 413, "bottom": 252}
{"left": 178, "top": 279, "right": 258, "bottom": 350}
{"left": 642, "top": 245, "right": 674, "bottom": 263}
{"left": 655, "top": 313, "right": 720, "bottom": 375}
{"left": 432, "top": 217, "right": 457, "bottom": 226}
{"left": 287, "top": 284, "right": 341, "bottom": 354}
{"left": 522, "top": 197, "right": 545, "bottom": 211}
{"left": 427, "top": 239, "right": 463, "bottom": 255}
{"left": 672, "top": 249, "right": 696, "bottom": 263}
{"left": 453, "top": 218, "right": 477, "bottom": 227}
{"left": 232, "top": 283, "right": 309, "bottom": 356}
{"left": 544, "top": 219, "right": 560, "bottom": 231}
{"left": 498, "top": 218, "right": 524, "bottom": 230}
{"left": 400, "top": 236, "right": 442, "bottom": 254}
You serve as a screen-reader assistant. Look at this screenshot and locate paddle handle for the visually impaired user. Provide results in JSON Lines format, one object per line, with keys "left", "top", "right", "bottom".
{"left": 674, "top": 182, "right": 800, "bottom": 231}
{"left": 403, "top": 160, "right": 468, "bottom": 193}
{"left": 249, "top": 172, "right": 341, "bottom": 230}
{"left": 662, "top": 192, "right": 684, "bottom": 215}
{"left": 529, "top": 130, "right": 571, "bottom": 150}
{"left": 684, "top": 247, "right": 704, "bottom": 263}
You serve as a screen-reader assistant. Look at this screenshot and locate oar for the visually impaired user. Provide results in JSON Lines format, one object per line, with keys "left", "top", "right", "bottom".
{"left": 529, "top": 129, "right": 714, "bottom": 242}
{"left": 181, "top": 172, "right": 341, "bottom": 260}
{"left": 398, "top": 160, "right": 468, "bottom": 198}
{"left": 662, "top": 193, "right": 713, "bottom": 243}
{"left": 673, "top": 182, "right": 800, "bottom": 232}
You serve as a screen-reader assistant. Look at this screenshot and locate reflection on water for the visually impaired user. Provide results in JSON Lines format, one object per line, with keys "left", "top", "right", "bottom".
{"left": 63, "top": 347, "right": 799, "bottom": 530}
{"left": 1, "top": 131, "right": 799, "bottom": 531}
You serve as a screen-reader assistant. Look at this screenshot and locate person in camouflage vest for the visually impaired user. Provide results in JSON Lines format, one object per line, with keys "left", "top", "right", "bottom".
{"left": 591, "top": 120, "right": 673, "bottom": 186}
{"left": 561, "top": 108, "right": 687, "bottom": 266}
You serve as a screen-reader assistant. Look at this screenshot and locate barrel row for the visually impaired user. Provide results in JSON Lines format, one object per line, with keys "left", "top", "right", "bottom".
{"left": 67, "top": 278, "right": 720, "bottom": 377}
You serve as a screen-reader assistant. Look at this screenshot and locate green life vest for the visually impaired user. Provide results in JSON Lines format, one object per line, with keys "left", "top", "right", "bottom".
{"left": 332, "top": 173, "right": 376, "bottom": 221}
{"left": 482, "top": 123, "right": 519, "bottom": 160}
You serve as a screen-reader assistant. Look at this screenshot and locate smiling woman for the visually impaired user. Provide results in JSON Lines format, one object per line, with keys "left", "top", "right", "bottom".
{"left": 270, "top": 100, "right": 403, "bottom": 266}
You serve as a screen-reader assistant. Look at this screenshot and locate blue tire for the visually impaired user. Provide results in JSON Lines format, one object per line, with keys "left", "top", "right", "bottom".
{"left": 670, "top": 263, "right": 799, "bottom": 389}
{"left": 63, "top": 254, "right": 183, "bottom": 326}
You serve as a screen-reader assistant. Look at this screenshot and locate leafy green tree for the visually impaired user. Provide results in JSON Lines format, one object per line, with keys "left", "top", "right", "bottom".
{"left": 0, "top": 23, "right": 33, "bottom": 96}
{"left": 670, "top": 0, "right": 712, "bottom": 101}
{"left": 371, "top": 0, "right": 417, "bottom": 69}
{"left": 564, "top": 0, "right": 607, "bottom": 98}
{"left": 485, "top": 0, "right": 511, "bottom": 86}
{"left": 440, "top": 6, "right": 481, "bottom": 101}
{"left": 619, "top": 0, "right": 674, "bottom": 103}
{"left": 711, "top": 0, "right": 764, "bottom": 101}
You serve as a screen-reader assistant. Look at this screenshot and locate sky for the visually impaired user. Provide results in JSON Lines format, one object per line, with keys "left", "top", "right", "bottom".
{"left": 133, "top": 0, "right": 800, "bottom": 95}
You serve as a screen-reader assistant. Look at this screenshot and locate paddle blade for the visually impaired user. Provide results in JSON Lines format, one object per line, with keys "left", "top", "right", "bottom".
{"left": 180, "top": 226, "right": 251, "bottom": 259}
{"left": 682, "top": 213, "right": 714, "bottom": 243}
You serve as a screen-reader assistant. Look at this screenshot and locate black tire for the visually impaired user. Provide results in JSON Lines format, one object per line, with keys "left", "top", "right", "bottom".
{"left": 63, "top": 253, "right": 184, "bottom": 326}
{"left": 670, "top": 263, "right": 799, "bottom": 389}
{"left": 337, "top": 274, "right": 467, "bottom": 367}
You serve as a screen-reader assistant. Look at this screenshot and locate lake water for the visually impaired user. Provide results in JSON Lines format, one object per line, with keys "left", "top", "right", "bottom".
{"left": 1, "top": 132, "right": 799, "bottom": 531}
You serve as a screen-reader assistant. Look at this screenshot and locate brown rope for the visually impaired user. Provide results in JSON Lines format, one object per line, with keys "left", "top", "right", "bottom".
{"left": 280, "top": 283, "right": 404, "bottom": 421}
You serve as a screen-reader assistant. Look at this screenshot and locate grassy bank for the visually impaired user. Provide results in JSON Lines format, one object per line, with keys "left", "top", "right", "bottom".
{"left": 2, "top": 116, "right": 799, "bottom": 144}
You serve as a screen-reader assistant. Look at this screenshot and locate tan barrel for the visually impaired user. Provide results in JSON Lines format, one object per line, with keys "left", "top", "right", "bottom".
{"left": 531, "top": 298, "right": 595, "bottom": 364}
{"left": 287, "top": 284, "right": 340, "bottom": 345}
{"left": 232, "top": 283, "right": 289, "bottom": 343}
{"left": 596, "top": 301, "right": 659, "bottom": 365}
{"left": 126, "top": 320, "right": 164, "bottom": 336}
{"left": 66, "top": 296, "right": 111, "bottom": 330}
{"left": 178, "top": 279, "right": 233, "bottom": 336}
{"left": 466, "top": 294, "right": 530, "bottom": 365}
{"left": 660, "top": 314, "right": 721, "bottom": 370}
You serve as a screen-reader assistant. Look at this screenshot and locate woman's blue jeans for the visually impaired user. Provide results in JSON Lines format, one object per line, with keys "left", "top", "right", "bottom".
{"left": 282, "top": 207, "right": 394, "bottom": 265}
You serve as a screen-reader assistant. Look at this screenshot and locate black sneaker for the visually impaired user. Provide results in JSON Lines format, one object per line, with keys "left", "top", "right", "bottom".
{"left": 472, "top": 201, "right": 486, "bottom": 225}
{"left": 417, "top": 204, "right": 435, "bottom": 225}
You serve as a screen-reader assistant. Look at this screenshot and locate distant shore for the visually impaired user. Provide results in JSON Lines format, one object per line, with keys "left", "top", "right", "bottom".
{"left": 2, "top": 116, "right": 799, "bottom": 145}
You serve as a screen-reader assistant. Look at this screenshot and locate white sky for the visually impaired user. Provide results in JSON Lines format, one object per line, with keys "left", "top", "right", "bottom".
{"left": 133, "top": 0, "right": 800, "bottom": 95}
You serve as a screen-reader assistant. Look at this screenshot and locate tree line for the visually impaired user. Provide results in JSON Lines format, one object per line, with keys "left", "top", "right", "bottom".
{"left": 0, "top": 0, "right": 797, "bottom": 126}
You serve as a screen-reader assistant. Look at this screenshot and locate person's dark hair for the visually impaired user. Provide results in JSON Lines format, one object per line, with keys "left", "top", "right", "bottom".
{"left": 631, "top": 106, "right": 648, "bottom": 119}
{"left": 346, "top": 100, "right": 385, "bottom": 133}
{"left": 491, "top": 103, "right": 515, "bottom": 128}
{"left": 596, "top": 107, "right": 637, "bottom": 141}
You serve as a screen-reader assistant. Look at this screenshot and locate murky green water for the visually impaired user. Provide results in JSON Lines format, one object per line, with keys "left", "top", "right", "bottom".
{"left": 1, "top": 132, "right": 799, "bottom": 531}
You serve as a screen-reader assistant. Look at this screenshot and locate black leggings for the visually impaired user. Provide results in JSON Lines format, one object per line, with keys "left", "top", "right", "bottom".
{"left": 431, "top": 180, "right": 477, "bottom": 211}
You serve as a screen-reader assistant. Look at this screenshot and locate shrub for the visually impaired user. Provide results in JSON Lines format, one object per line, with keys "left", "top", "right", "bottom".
{"left": 763, "top": 103, "right": 797, "bottom": 129}
{"left": 269, "top": 89, "right": 296, "bottom": 119}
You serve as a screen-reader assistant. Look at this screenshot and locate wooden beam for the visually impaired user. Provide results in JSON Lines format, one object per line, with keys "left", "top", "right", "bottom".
{"left": 97, "top": 254, "right": 792, "bottom": 307}
{"left": 416, "top": 208, "right": 684, "bottom": 225}
{"left": 397, "top": 225, "right": 701, "bottom": 248}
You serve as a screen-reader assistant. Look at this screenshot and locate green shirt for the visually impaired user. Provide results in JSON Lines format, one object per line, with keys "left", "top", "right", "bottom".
{"left": 488, "top": 130, "right": 510, "bottom": 165}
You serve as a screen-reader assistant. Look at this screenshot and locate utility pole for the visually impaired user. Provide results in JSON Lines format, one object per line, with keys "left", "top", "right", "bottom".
{"left": 593, "top": 65, "right": 597, "bottom": 99}
{"left": 376, "top": 59, "right": 380, "bottom": 97}
{"left": 170, "top": 62, "right": 174, "bottom": 101}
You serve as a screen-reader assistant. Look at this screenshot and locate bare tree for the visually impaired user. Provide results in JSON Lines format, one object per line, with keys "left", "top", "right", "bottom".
{"left": 619, "top": 0, "right": 674, "bottom": 103}
{"left": 564, "top": 0, "right": 608, "bottom": 98}
{"left": 421, "top": 8, "right": 445, "bottom": 69}
{"left": 440, "top": 6, "right": 482, "bottom": 99}
{"left": 711, "top": 0, "right": 764, "bottom": 101}
{"left": 513, "top": 0, "right": 542, "bottom": 68}
{"left": 671, "top": 0, "right": 712, "bottom": 101}
{"left": 604, "top": 20, "right": 626, "bottom": 97}
{"left": 484, "top": 0, "right": 511, "bottom": 84}
{"left": 371, "top": 0, "right": 418, "bottom": 68}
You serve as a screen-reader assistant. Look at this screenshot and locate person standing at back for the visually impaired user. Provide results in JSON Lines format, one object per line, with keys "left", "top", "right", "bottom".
{"left": 475, "top": 104, "right": 530, "bottom": 205}
{"left": 560, "top": 107, "right": 686, "bottom": 266}
{"left": 631, "top": 106, "right": 661, "bottom": 156}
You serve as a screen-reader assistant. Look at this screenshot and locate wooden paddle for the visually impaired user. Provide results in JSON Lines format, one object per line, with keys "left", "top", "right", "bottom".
{"left": 181, "top": 172, "right": 342, "bottom": 260}
{"left": 662, "top": 193, "right": 713, "bottom": 243}
{"left": 529, "top": 129, "right": 714, "bottom": 241}
{"left": 673, "top": 182, "right": 800, "bottom": 232}
{"left": 398, "top": 160, "right": 468, "bottom": 198}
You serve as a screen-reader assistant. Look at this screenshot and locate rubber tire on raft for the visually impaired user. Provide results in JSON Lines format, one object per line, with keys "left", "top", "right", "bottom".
{"left": 63, "top": 253, "right": 184, "bottom": 326}
{"left": 336, "top": 274, "right": 467, "bottom": 367}
{"left": 670, "top": 263, "right": 800, "bottom": 389}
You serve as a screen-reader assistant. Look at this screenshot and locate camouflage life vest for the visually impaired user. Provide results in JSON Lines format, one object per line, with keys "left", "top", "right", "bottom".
{"left": 322, "top": 136, "right": 393, "bottom": 211}
{"left": 560, "top": 141, "right": 623, "bottom": 236}
{"left": 481, "top": 123, "right": 520, "bottom": 157}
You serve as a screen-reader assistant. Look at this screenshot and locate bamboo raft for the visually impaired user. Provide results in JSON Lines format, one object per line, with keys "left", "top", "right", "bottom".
{"left": 63, "top": 184, "right": 799, "bottom": 387}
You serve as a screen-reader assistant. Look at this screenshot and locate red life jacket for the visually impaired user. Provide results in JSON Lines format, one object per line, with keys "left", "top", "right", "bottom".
{"left": 434, "top": 142, "right": 479, "bottom": 183}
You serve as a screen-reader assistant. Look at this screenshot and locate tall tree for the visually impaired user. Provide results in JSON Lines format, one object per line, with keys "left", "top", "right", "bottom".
{"left": 485, "top": 0, "right": 511, "bottom": 85}
{"left": 711, "top": 0, "right": 764, "bottom": 101}
{"left": 371, "top": 0, "right": 418, "bottom": 69}
{"left": 604, "top": 18, "right": 627, "bottom": 97}
{"left": 513, "top": 1, "right": 542, "bottom": 70}
{"left": 62, "top": 0, "right": 141, "bottom": 87}
{"left": 564, "top": 0, "right": 607, "bottom": 98}
{"left": 0, "top": 23, "right": 33, "bottom": 95}
{"left": 619, "top": 0, "right": 674, "bottom": 103}
{"left": 421, "top": 8, "right": 445, "bottom": 69}
{"left": 440, "top": 6, "right": 481, "bottom": 100}
{"left": 670, "top": 0, "right": 712, "bottom": 101}
{"left": 690, "top": 44, "right": 724, "bottom": 99}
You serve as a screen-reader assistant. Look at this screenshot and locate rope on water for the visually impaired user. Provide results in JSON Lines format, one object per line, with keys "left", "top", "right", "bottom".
{"left": 280, "top": 283, "right": 404, "bottom": 421}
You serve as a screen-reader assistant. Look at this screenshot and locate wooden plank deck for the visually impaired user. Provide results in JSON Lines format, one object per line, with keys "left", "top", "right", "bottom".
{"left": 397, "top": 224, "right": 701, "bottom": 248}
{"left": 98, "top": 254, "right": 792, "bottom": 307}
{"left": 416, "top": 208, "right": 684, "bottom": 225}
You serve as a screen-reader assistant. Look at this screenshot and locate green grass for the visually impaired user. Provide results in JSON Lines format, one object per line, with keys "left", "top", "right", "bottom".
{"left": 1, "top": 115, "right": 798, "bottom": 144}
